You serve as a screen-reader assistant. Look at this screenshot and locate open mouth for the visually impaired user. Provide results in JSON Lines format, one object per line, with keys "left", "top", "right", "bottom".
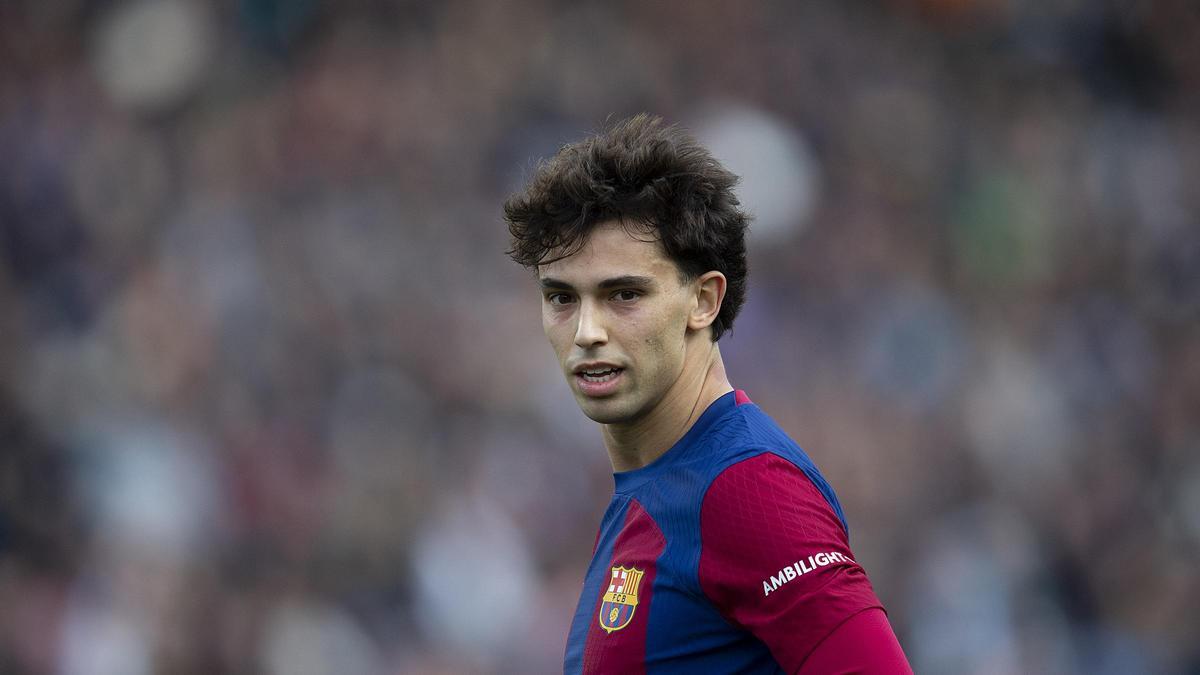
{"left": 579, "top": 367, "right": 623, "bottom": 383}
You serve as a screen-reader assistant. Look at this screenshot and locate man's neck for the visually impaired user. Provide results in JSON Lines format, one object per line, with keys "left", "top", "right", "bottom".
{"left": 602, "top": 342, "right": 733, "bottom": 473}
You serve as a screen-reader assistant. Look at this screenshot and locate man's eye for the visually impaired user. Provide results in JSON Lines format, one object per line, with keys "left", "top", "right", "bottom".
{"left": 612, "top": 290, "right": 641, "bottom": 302}
{"left": 547, "top": 293, "right": 573, "bottom": 306}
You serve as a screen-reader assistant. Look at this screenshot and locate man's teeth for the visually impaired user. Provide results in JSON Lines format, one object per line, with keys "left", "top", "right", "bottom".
{"left": 581, "top": 368, "right": 619, "bottom": 381}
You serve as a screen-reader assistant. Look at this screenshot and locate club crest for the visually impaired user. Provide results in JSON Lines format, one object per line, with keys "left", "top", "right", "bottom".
{"left": 598, "top": 566, "right": 644, "bottom": 633}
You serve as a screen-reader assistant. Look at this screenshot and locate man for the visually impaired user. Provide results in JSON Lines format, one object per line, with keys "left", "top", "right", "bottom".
{"left": 504, "top": 115, "right": 911, "bottom": 674}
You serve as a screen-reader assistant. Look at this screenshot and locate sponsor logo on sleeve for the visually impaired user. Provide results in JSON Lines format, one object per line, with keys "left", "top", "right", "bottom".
{"left": 761, "top": 551, "right": 855, "bottom": 597}
{"left": 599, "top": 566, "right": 644, "bottom": 633}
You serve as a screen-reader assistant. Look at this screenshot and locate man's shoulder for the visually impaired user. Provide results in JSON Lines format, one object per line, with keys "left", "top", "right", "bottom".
{"left": 695, "top": 400, "right": 816, "bottom": 485}
{"left": 693, "top": 401, "right": 850, "bottom": 538}
{"left": 635, "top": 393, "right": 840, "bottom": 531}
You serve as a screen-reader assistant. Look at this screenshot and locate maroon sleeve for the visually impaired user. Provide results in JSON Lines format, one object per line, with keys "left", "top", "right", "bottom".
{"left": 799, "top": 608, "right": 912, "bottom": 674}
{"left": 698, "top": 453, "right": 898, "bottom": 672}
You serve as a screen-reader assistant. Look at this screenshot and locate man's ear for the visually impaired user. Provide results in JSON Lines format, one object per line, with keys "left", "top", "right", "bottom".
{"left": 688, "top": 271, "right": 727, "bottom": 333}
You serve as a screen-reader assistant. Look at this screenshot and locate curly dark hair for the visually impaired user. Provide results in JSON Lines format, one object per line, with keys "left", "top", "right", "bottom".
{"left": 503, "top": 114, "right": 750, "bottom": 341}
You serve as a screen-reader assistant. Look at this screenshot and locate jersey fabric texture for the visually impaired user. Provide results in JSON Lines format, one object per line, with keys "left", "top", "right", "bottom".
{"left": 564, "top": 390, "right": 885, "bottom": 674}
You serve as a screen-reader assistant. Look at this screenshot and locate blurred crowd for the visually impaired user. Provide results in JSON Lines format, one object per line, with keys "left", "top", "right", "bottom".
{"left": 1, "top": 0, "right": 1198, "bottom": 673}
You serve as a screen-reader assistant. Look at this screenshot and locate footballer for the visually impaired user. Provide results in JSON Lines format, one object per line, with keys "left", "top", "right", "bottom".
{"left": 504, "top": 115, "right": 912, "bottom": 673}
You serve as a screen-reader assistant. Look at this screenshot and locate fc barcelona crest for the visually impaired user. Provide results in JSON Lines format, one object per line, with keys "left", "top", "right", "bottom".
{"left": 599, "top": 566, "right": 644, "bottom": 633}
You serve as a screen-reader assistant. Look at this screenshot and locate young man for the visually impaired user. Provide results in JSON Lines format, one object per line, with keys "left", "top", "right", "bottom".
{"left": 504, "top": 115, "right": 911, "bottom": 674}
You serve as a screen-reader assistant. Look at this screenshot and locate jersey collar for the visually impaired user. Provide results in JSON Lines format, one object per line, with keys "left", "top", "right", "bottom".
{"left": 612, "top": 389, "right": 743, "bottom": 494}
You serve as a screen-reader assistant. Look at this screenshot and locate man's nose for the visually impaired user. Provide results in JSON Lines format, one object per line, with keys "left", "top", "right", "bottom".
{"left": 574, "top": 300, "right": 608, "bottom": 349}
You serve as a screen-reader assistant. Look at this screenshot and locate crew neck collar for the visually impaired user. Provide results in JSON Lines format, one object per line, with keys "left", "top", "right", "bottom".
{"left": 612, "top": 390, "right": 743, "bottom": 494}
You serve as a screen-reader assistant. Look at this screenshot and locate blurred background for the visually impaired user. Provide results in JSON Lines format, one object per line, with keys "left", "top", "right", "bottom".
{"left": 1, "top": 0, "right": 1198, "bottom": 673}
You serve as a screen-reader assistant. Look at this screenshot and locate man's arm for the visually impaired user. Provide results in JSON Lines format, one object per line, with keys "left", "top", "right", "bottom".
{"left": 698, "top": 452, "right": 911, "bottom": 673}
{"left": 798, "top": 607, "right": 912, "bottom": 674}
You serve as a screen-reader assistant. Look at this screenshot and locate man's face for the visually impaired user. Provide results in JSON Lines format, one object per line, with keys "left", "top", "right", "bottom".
{"left": 538, "top": 221, "right": 696, "bottom": 426}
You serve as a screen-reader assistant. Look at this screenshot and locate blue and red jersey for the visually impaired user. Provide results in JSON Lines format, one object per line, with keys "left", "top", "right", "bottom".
{"left": 564, "top": 390, "right": 909, "bottom": 674}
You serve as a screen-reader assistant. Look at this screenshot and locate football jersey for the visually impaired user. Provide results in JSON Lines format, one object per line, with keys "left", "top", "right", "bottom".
{"left": 563, "top": 390, "right": 885, "bottom": 674}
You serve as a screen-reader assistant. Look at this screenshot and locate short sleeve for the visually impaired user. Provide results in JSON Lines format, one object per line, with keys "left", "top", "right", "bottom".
{"left": 799, "top": 608, "right": 912, "bottom": 674}
{"left": 698, "top": 452, "right": 885, "bottom": 672}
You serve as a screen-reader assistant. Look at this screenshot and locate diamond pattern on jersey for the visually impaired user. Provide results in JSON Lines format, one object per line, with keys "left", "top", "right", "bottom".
{"left": 698, "top": 452, "right": 882, "bottom": 671}
{"left": 581, "top": 499, "right": 665, "bottom": 674}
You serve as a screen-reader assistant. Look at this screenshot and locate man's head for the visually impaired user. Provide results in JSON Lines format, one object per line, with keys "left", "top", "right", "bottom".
{"left": 504, "top": 115, "right": 750, "bottom": 425}
{"left": 504, "top": 114, "right": 749, "bottom": 341}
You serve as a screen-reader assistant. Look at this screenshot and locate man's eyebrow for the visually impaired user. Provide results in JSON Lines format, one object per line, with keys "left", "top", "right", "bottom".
{"left": 539, "top": 277, "right": 573, "bottom": 290}
{"left": 598, "top": 275, "right": 654, "bottom": 289}
{"left": 539, "top": 275, "right": 655, "bottom": 290}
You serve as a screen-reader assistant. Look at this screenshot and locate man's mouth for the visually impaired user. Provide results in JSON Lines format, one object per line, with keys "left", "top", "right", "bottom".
{"left": 578, "top": 367, "right": 623, "bottom": 383}
{"left": 572, "top": 363, "right": 626, "bottom": 396}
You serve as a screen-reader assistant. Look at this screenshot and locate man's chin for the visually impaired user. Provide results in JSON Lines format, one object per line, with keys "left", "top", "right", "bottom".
{"left": 574, "top": 395, "right": 634, "bottom": 425}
